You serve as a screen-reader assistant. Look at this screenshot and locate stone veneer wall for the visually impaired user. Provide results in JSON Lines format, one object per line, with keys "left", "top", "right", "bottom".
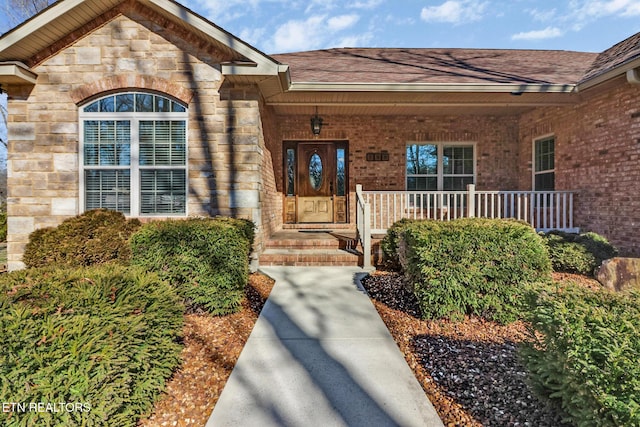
{"left": 6, "top": 6, "right": 267, "bottom": 270}
{"left": 519, "top": 75, "right": 640, "bottom": 256}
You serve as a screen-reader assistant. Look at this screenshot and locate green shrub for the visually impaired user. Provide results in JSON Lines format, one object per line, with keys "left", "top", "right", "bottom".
{"left": 22, "top": 209, "right": 142, "bottom": 268}
{"left": 130, "top": 217, "right": 254, "bottom": 315}
{"left": 0, "top": 265, "right": 184, "bottom": 427}
{"left": 380, "top": 218, "right": 417, "bottom": 269}
{"left": 520, "top": 285, "right": 640, "bottom": 427}
{"left": 399, "top": 218, "right": 551, "bottom": 323}
{"left": 542, "top": 231, "right": 618, "bottom": 275}
{"left": 0, "top": 204, "right": 7, "bottom": 242}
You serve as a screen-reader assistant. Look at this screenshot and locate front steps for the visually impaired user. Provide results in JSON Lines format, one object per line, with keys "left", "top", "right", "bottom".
{"left": 259, "top": 229, "right": 363, "bottom": 267}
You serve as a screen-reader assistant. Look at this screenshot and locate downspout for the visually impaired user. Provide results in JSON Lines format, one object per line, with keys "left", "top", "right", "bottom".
{"left": 627, "top": 68, "right": 640, "bottom": 84}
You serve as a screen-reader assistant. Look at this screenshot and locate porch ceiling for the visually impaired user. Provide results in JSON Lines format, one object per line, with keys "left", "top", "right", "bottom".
{"left": 266, "top": 90, "right": 581, "bottom": 116}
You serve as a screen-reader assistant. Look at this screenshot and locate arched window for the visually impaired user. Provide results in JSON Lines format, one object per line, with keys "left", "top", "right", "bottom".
{"left": 79, "top": 92, "right": 188, "bottom": 216}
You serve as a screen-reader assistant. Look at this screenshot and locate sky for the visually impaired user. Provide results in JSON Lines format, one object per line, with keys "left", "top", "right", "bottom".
{"left": 0, "top": 0, "right": 639, "bottom": 53}
{"left": 172, "top": 0, "right": 640, "bottom": 54}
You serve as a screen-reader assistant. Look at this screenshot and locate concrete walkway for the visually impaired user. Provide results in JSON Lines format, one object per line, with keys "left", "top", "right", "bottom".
{"left": 206, "top": 267, "right": 444, "bottom": 427}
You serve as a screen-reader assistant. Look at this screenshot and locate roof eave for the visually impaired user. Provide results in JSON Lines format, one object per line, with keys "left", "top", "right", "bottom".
{"left": 578, "top": 57, "right": 640, "bottom": 91}
{"left": 0, "top": 0, "right": 286, "bottom": 76}
{"left": 287, "top": 82, "right": 577, "bottom": 93}
{"left": 144, "top": 0, "right": 284, "bottom": 75}
{"left": 0, "top": 0, "right": 87, "bottom": 55}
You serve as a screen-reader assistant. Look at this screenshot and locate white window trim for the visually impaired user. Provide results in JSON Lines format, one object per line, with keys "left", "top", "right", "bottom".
{"left": 532, "top": 134, "right": 555, "bottom": 191}
{"left": 406, "top": 141, "right": 477, "bottom": 191}
{"left": 79, "top": 93, "right": 189, "bottom": 217}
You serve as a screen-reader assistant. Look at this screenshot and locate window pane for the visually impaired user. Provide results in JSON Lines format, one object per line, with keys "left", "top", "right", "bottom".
{"left": 139, "top": 121, "right": 186, "bottom": 166}
{"left": 136, "top": 93, "right": 154, "bottom": 112}
{"left": 115, "top": 94, "right": 134, "bottom": 112}
{"left": 443, "top": 145, "right": 473, "bottom": 175}
{"left": 140, "top": 170, "right": 186, "bottom": 214}
{"left": 337, "top": 148, "right": 346, "bottom": 196}
{"left": 286, "top": 148, "right": 295, "bottom": 196}
{"left": 309, "top": 153, "right": 323, "bottom": 190}
{"left": 407, "top": 176, "right": 437, "bottom": 191}
{"left": 99, "top": 96, "right": 115, "bottom": 112}
{"left": 84, "top": 101, "right": 99, "bottom": 112}
{"left": 172, "top": 102, "right": 186, "bottom": 112}
{"left": 85, "top": 170, "right": 130, "bottom": 214}
{"left": 444, "top": 176, "right": 473, "bottom": 191}
{"left": 406, "top": 144, "right": 437, "bottom": 175}
{"left": 155, "top": 95, "right": 171, "bottom": 112}
{"left": 155, "top": 121, "right": 171, "bottom": 144}
{"left": 535, "top": 137, "right": 555, "bottom": 172}
{"left": 84, "top": 121, "right": 130, "bottom": 166}
{"left": 535, "top": 172, "right": 555, "bottom": 191}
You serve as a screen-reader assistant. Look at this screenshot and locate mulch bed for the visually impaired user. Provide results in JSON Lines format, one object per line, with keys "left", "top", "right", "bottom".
{"left": 138, "top": 273, "right": 274, "bottom": 427}
{"left": 361, "top": 271, "right": 601, "bottom": 427}
{"left": 140, "top": 270, "right": 600, "bottom": 426}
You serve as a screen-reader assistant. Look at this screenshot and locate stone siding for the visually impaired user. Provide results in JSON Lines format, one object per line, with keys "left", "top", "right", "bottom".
{"left": 6, "top": 6, "right": 266, "bottom": 269}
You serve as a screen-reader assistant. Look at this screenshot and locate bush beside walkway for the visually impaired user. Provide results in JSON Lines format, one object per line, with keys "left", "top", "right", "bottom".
{"left": 0, "top": 211, "right": 257, "bottom": 426}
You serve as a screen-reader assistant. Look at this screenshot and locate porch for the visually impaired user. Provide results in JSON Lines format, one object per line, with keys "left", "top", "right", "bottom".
{"left": 356, "top": 184, "right": 577, "bottom": 268}
{"left": 260, "top": 185, "right": 577, "bottom": 268}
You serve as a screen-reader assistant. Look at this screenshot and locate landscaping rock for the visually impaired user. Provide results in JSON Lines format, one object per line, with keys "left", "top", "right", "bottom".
{"left": 596, "top": 257, "right": 640, "bottom": 292}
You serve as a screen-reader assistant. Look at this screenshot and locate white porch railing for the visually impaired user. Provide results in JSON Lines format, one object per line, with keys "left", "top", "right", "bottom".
{"left": 355, "top": 184, "right": 577, "bottom": 268}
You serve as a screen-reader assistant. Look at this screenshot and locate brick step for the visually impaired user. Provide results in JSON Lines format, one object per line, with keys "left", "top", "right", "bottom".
{"left": 266, "top": 237, "right": 357, "bottom": 251}
{"left": 259, "top": 248, "right": 362, "bottom": 267}
{"left": 282, "top": 223, "right": 355, "bottom": 230}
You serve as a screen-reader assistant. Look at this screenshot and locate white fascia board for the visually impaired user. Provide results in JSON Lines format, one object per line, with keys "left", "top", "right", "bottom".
{"left": 147, "top": 0, "right": 283, "bottom": 75}
{"left": 287, "top": 82, "right": 577, "bottom": 93}
{"left": 221, "top": 63, "right": 289, "bottom": 77}
{"left": 0, "top": 62, "right": 38, "bottom": 84}
{"left": 0, "top": 0, "right": 86, "bottom": 53}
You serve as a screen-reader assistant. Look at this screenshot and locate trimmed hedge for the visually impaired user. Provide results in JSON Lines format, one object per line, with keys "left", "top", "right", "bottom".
{"left": 521, "top": 285, "right": 640, "bottom": 427}
{"left": 397, "top": 218, "right": 551, "bottom": 323}
{"left": 0, "top": 265, "right": 184, "bottom": 427}
{"left": 23, "top": 209, "right": 141, "bottom": 268}
{"left": 0, "top": 205, "right": 6, "bottom": 241}
{"left": 542, "top": 231, "right": 618, "bottom": 276}
{"left": 130, "top": 217, "right": 254, "bottom": 315}
{"left": 380, "top": 218, "right": 417, "bottom": 270}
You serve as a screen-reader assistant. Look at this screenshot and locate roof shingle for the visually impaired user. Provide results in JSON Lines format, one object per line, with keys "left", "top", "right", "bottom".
{"left": 581, "top": 31, "right": 640, "bottom": 82}
{"left": 272, "top": 48, "right": 598, "bottom": 85}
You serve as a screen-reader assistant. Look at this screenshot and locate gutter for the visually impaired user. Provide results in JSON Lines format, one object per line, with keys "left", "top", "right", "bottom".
{"left": 577, "top": 57, "right": 640, "bottom": 91}
{"left": 286, "top": 82, "right": 577, "bottom": 94}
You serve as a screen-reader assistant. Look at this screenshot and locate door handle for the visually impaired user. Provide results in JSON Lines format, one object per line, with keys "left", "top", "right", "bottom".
{"left": 330, "top": 181, "right": 334, "bottom": 193}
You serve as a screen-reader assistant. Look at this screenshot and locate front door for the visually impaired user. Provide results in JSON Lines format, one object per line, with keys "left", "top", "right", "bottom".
{"left": 297, "top": 142, "right": 335, "bottom": 223}
{"left": 283, "top": 141, "right": 348, "bottom": 224}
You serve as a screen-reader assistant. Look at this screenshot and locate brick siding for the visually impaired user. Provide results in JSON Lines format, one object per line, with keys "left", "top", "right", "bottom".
{"left": 519, "top": 75, "right": 640, "bottom": 256}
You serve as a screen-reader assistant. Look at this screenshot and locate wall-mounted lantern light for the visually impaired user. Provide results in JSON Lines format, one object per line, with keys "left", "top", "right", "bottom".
{"left": 310, "top": 106, "right": 323, "bottom": 135}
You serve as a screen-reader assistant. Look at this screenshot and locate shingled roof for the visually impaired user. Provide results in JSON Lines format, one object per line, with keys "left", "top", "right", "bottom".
{"left": 581, "top": 31, "right": 640, "bottom": 82}
{"left": 272, "top": 48, "right": 598, "bottom": 85}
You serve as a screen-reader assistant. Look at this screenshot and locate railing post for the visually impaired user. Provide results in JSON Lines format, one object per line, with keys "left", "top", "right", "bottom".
{"left": 363, "top": 202, "right": 372, "bottom": 269}
{"left": 467, "top": 184, "right": 475, "bottom": 218}
{"left": 356, "top": 184, "right": 372, "bottom": 269}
